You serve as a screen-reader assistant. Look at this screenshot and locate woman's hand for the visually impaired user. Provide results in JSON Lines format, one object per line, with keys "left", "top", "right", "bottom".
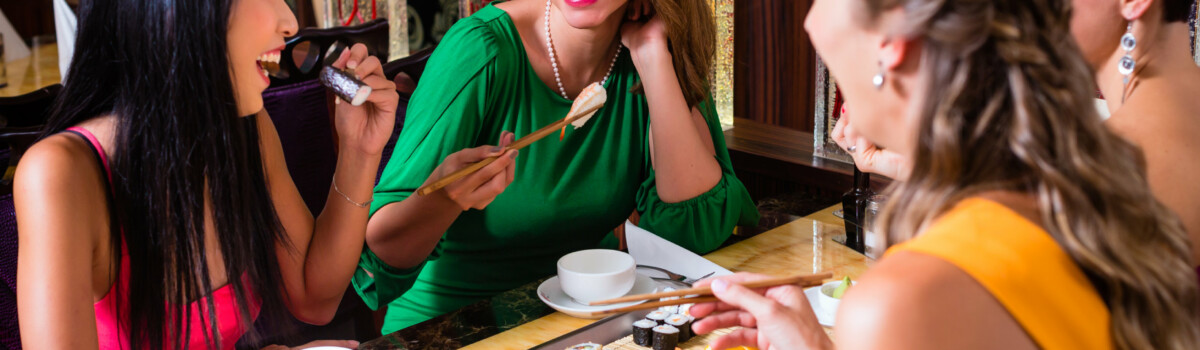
{"left": 260, "top": 339, "right": 360, "bottom": 350}
{"left": 330, "top": 43, "right": 399, "bottom": 157}
{"left": 689, "top": 273, "right": 833, "bottom": 350}
{"left": 620, "top": 7, "right": 668, "bottom": 59}
{"left": 832, "top": 106, "right": 909, "bottom": 180}
{"left": 425, "top": 131, "right": 518, "bottom": 210}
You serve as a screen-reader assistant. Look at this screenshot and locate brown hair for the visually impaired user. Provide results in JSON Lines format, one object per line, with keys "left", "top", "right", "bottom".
{"left": 634, "top": 0, "right": 715, "bottom": 108}
{"left": 862, "top": 0, "right": 1200, "bottom": 348}
{"left": 1162, "top": 0, "right": 1195, "bottom": 23}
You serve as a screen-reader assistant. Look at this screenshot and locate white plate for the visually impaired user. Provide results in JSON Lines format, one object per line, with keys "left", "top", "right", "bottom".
{"left": 538, "top": 273, "right": 658, "bottom": 319}
{"left": 805, "top": 286, "right": 836, "bottom": 327}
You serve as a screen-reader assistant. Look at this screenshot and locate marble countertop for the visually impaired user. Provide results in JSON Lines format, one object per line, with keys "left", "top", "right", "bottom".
{"left": 361, "top": 205, "right": 869, "bottom": 349}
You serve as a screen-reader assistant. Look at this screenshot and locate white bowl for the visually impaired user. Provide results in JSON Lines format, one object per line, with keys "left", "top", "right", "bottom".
{"left": 818, "top": 280, "right": 857, "bottom": 318}
{"left": 537, "top": 273, "right": 657, "bottom": 319}
{"left": 557, "top": 249, "right": 636, "bottom": 304}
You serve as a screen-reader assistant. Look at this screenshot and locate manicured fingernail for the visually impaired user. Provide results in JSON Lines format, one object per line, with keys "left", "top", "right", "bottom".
{"left": 347, "top": 60, "right": 358, "bottom": 70}
{"left": 712, "top": 279, "right": 728, "bottom": 293}
{"left": 490, "top": 146, "right": 502, "bottom": 153}
{"left": 335, "top": 97, "right": 341, "bottom": 105}
{"left": 350, "top": 341, "right": 360, "bottom": 347}
{"left": 508, "top": 151, "right": 518, "bottom": 159}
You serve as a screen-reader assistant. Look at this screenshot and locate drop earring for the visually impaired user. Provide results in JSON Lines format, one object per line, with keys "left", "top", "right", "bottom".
{"left": 872, "top": 63, "right": 886, "bottom": 90}
{"left": 1118, "top": 22, "right": 1137, "bottom": 103}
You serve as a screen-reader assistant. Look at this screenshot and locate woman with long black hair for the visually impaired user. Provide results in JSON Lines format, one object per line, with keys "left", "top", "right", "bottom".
{"left": 13, "top": 0, "right": 407, "bottom": 348}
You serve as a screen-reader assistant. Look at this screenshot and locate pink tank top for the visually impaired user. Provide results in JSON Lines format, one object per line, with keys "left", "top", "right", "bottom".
{"left": 67, "top": 127, "right": 261, "bottom": 349}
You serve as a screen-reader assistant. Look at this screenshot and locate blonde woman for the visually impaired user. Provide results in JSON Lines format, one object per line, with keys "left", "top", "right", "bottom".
{"left": 690, "top": 0, "right": 1200, "bottom": 349}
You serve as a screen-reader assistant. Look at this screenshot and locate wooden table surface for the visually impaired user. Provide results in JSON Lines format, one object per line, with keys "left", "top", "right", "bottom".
{"left": 461, "top": 205, "right": 871, "bottom": 349}
{"left": 2, "top": 44, "right": 60, "bottom": 98}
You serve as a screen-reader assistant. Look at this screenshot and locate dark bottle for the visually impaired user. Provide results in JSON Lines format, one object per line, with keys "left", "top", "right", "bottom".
{"left": 841, "top": 168, "right": 871, "bottom": 253}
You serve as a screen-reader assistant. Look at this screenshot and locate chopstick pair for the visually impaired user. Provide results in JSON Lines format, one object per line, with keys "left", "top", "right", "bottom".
{"left": 584, "top": 272, "right": 833, "bottom": 317}
{"left": 414, "top": 84, "right": 607, "bottom": 196}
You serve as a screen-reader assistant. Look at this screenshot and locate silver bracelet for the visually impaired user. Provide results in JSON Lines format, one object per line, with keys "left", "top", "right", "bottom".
{"left": 332, "top": 176, "right": 372, "bottom": 208}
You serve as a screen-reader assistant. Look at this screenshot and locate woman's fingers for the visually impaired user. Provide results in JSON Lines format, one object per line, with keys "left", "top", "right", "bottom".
{"left": 710, "top": 279, "right": 783, "bottom": 322}
{"left": 354, "top": 54, "right": 384, "bottom": 79}
{"left": 346, "top": 43, "right": 370, "bottom": 70}
{"left": 692, "top": 309, "right": 758, "bottom": 334}
{"left": 707, "top": 327, "right": 762, "bottom": 350}
{"left": 330, "top": 46, "right": 353, "bottom": 69}
{"left": 458, "top": 150, "right": 516, "bottom": 207}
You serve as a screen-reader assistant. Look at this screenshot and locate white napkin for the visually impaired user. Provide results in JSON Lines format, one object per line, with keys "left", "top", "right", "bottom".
{"left": 624, "top": 220, "right": 733, "bottom": 281}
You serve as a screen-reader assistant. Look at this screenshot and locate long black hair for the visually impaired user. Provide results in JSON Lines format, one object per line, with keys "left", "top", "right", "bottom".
{"left": 42, "top": 0, "right": 290, "bottom": 348}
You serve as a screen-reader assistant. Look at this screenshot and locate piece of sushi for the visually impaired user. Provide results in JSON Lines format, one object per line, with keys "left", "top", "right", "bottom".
{"left": 318, "top": 66, "right": 372, "bottom": 106}
{"left": 658, "top": 305, "right": 679, "bottom": 314}
{"left": 645, "top": 310, "right": 670, "bottom": 326}
{"left": 651, "top": 324, "right": 680, "bottom": 350}
{"left": 665, "top": 314, "right": 694, "bottom": 342}
{"left": 565, "top": 342, "right": 601, "bottom": 350}
{"left": 568, "top": 83, "right": 607, "bottom": 129}
{"left": 633, "top": 319, "right": 657, "bottom": 346}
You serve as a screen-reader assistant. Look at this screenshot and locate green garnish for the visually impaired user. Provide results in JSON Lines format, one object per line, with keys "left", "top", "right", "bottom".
{"left": 831, "top": 276, "right": 852, "bottom": 299}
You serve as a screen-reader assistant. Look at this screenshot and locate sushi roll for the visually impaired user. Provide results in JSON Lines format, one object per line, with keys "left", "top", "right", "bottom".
{"left": 645, "top": 310, "right": 670, "bottom": 326}
{"left": 658, "top": 305, "right": 679, "bottom": 314}
{"left": 565, "top": 342, "right": 601, "bottom": 350}
{"left": 319, "top": 66, "right": 373, "bottom": 106}
{"left": 651, "top": 324, "right": 680, "bottom": 350}
{"left": 665, "top": 314, "right": 693, "bottom": 342}
{"left": 633, "top": 319, "right": 657, "bottom": 346}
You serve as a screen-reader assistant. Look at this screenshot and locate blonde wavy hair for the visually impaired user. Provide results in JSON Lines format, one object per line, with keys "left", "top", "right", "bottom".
{"left": 863, "top": 0, "right": 1200, "bottom": 348}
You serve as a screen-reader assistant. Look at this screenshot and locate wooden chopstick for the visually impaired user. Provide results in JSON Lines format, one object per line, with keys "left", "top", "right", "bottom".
{"left": 586, "top": 297, "right": 721, "bottom": 317}
{"left": 414, "top": 103, "right": 604, "bottom": 196}
{"left": 583, "top": 273, "right": 832, "bottom": 317}
{"left": 588, "top": 272, "right": 832, "bottom": 306}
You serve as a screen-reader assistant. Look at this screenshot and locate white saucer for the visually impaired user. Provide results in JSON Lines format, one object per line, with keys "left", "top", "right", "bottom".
{"left": 805, "top": 286, "right": 836, "bottom": 327}
{"left": 538, "top": 273, "right": 658, "bottom": 319}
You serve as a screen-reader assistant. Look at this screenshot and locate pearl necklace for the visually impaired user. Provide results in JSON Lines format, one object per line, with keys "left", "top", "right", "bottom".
{"left": 545, "top": 0, "right": 621, "bottom": 99}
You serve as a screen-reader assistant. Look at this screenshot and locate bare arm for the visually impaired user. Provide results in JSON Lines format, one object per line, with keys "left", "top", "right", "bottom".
{"left": 365, "top": 135, "right": 517, "bottom": 269}
{"left": 16, "top": 136, "right": 111, "bottom": 349}
{"left": 623, "top": 17, "right": 721, "bottom": 203}
{"left": 261, "top": 44, "right": 399, "bottom": 324}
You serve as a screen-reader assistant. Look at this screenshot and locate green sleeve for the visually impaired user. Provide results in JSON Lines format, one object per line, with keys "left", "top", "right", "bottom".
{"left": 353, "top": 17, "right": 498, "bottom": 310}
{"left": 635, "top": 97, "right": 759, "bottom": 254}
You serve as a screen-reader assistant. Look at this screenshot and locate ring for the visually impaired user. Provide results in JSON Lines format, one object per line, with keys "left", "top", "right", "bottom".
{"left": 848, "top": 146, "right": 857, "bottom": 153}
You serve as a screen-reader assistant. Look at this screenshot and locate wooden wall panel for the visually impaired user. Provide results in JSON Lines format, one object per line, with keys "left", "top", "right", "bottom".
{"left": 734, "top": 0, "right": 816, "bottom": 132}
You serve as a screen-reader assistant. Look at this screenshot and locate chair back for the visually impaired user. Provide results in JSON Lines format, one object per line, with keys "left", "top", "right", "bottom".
{"left": 0, "top": 193, "right": 16, "bottom": 350}
{"left": 269, "top": 19, "right": 390, "bottom": 87}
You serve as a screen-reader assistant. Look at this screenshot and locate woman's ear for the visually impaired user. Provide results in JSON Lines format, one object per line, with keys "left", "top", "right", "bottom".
{"left": 879, "top": 36, "right": 914, "bottom": 72}
{"left": 1118, "top": 0, "right": 1153, "bottom": 21}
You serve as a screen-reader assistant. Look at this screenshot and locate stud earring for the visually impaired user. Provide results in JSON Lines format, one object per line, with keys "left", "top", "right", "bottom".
{"left": 1118, "top": 22, "right": 1137, "bottom": 102}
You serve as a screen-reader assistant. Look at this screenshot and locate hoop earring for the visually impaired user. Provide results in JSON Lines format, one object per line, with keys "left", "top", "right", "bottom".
{"left": 1119, "top": 22, "right": 1137, "bottom": 103}
{"left": 872, "top": 63, "right": 886, "bottom": 90}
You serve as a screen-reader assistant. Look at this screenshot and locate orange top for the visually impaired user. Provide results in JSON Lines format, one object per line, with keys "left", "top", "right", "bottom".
{"left": 887, "top": 198, "right": 1112, "bottom": 350}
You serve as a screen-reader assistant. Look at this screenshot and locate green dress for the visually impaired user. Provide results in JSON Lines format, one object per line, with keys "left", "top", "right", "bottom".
{"left": 354, "top": 4, "right": 758, "bottom": 333}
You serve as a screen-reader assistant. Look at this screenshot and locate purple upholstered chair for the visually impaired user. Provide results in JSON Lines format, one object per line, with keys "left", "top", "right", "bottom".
{"left": 0, "top": 193, "right": 17, "bottom": 350}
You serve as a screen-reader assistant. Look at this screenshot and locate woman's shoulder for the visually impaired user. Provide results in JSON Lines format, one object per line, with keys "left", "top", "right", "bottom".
{"left": 16, "top": 117, "right": 117, "bottom": 197}
{"left": 835, "top": 250, "right": 1037, "bottom": 350}
{"left": 435, "top": 5, "right": 523, "bottom": 58}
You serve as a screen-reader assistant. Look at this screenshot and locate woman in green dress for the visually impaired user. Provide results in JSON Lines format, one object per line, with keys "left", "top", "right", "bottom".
{"left": 356, "top": 0, "right": 758, "bottom": 332}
